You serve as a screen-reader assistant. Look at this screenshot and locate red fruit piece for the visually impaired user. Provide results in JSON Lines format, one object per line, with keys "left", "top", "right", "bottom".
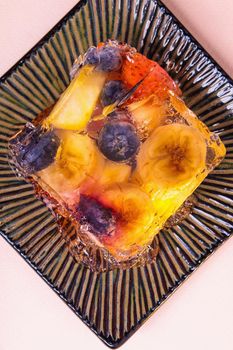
{"left": 121, "top": 52, "right": 181, "bottom": 102}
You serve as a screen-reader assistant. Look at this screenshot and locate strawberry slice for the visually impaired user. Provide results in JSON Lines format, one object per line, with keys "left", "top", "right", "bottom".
{"left": 121, "top": 52, "right": 181, "bottom": 102}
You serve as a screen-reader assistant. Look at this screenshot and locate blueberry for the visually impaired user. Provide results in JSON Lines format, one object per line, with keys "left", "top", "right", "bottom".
{"left": 77, "top": 195, "right": 116, "bottom": 236}
{"left": 97, "top": 46, "right": 122, "bottom": 72}
{"left": 12, "top": 126, "right": 60, "bottom": 174}
{"left": 101, "top": 80, "right": 126, "bottom": 106}
{"left": 84, "top": 47, "right": 100, "bottom": 65}
{"left": 98, "top": 121, "right": 140, "bottom": 162}
{"left": 84, "top": 45, "right": 122, "bottom": 72}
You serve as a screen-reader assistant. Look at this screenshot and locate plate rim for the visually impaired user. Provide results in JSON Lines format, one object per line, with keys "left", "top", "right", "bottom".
{"left": 1, "top": 0, "right": 232, "bottom": 85}
{"left": 0, "top": 0, "right": 233, "bottom": 348}
{"left": 1, "top": 226, "right": 232, "bottom": 348}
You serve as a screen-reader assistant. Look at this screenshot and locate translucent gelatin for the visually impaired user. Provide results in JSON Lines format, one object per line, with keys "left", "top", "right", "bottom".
{"left": 9, "top": 40, "right": 226, "bottom": 269}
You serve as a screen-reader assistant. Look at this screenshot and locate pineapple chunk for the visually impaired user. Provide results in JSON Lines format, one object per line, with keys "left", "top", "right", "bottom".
{"left": 44, "top": 66, "right": 107, "bottom": 131}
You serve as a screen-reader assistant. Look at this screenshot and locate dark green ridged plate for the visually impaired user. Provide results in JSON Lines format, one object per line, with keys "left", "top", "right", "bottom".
{"left": 0, "top": 0, "right": 233, "bottom": 347}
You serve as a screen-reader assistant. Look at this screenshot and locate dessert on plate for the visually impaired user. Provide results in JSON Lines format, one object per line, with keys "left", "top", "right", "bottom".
{"left": 9, "top": 40, "right": 226, "bottom": 269}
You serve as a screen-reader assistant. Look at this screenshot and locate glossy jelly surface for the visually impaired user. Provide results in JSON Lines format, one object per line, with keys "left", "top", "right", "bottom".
{"left": 9, "top": 41, "right": 226, "bottom": 264}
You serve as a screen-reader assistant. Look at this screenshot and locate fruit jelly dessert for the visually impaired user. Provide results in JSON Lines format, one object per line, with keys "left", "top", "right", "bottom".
{"left": 9, "top": 41, "right": 226, "bottom": 263}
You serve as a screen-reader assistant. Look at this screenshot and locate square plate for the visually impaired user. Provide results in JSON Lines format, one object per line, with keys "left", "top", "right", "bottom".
{"left": 0, "top": 0, "right": 232, "bottom": 347}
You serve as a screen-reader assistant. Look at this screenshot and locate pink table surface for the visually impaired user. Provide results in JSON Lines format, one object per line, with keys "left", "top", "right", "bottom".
{"left": 0, "top": 1, "right": 233, "bottom": 350}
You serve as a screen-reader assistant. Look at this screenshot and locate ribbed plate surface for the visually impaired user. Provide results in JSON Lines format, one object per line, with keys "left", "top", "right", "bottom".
{"left": 0, "top": 0, "right": 233, "bottom": 347}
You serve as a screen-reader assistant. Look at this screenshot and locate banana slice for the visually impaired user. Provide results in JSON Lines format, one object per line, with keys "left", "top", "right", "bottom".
{"left": 128, "top": 95, "right": 168, "bottom": 138}
{"left": 168, "top": 91, "right": 226, "bottom": 160}
{"left": 44, "top": 66, "right": 107, "bottom": 131}
{"left": 99, "top": 184, "right": 155, "bottom": 257}
{"left": 38, "top": 133, "right": 104, "bottom": 198}
{"left": 137, "top": 124, "right": 207, "bottom": 188}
